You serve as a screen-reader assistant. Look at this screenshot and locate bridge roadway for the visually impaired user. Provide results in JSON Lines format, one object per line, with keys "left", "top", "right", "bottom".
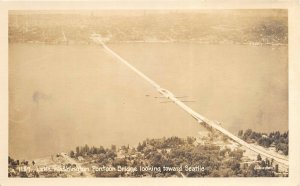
{"left": 90, "top": 35, "right": 289, "bottom": 169}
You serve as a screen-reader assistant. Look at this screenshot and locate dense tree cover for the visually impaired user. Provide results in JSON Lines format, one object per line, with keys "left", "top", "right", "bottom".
{"left": 9, "top": 135, "right": 286, "bottom": 178}
{"left": 72, "top": 144, "right": 116, "bottom": 159}
{"left": 238, "top": 129, "right": 288, "bottom": 155}
{"left": 69, "top": 136, "right": 280, "bottom": 177}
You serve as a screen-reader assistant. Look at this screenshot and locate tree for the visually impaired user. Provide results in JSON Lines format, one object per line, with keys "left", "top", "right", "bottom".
{"left": 276, "top": 143, "right": 288, "bottom": 155}
{"left": 271, "top": 158, "right": 274, "bottom": 166}
{"left": 70, "top": 150, "right": 75, "bottom": 158}
{"left": 230, "top": 161, "right": 241, "bottom": 173}
{"left": 19, "top": 171, "right": 28, "bottom": 178}
{"left": 187, "top": 137, "right": 195, "bottom": 145}
{"left": 238, "top": 130, "right": 243, "bottom": 137}
{"left": 244, "top": 129, "right": 253, "bottom": 140}
{"left": 275, "top": 164, "right": 279, "bottom": 172}
{"left": 33, "top": 171, "right": 39, "bottom": 178}
{"left": 261, "top": 160, "right": 266, "bottom": 167}
{"left": 265, "top": 159, "right": 270, "bottom": 166}
{"left": 246, "top": 164, "right": 257, "bottom": 177}
{"left": 121, "top": 145, "right": 128, "bottom": 153}
{"left": 257, "top": 154, "right": 262, "bottom": 161}
{"left": 229, "top": 149, "right": 244, "bottom": 161}
{"left": 97, "top": 153, "right": 107, "bottom": 164}
{"left": 90, "top": 146, "right": 98, "bottom": 154}
{"left": 112, "top": 158, "right": 127, "bottom": 167}
{"left": 76, "top": 146, "right": 80, "bottom": 157}
{"left": 106, "top": 150, "right": 117, "bottom": 160}
{"left": 137, "top": 142, "right": 143, "bottom": 152}
{"left": 83, "top": 144, "right": 90, "bottom": 155}
{"left": 111, "top": 145, "right": 117, "bottom": 152}
{"left": 99, "top": 146, "right": 106, "bottom": 154}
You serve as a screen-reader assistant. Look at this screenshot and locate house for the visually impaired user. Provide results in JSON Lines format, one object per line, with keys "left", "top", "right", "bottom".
{"left": 270, "top": 142, "right": 276, "bottom": 147}
{"left": 77, "top": 156, "right": 84, "bottom": 161}
{"left": 246, "top": 139, "right": 255, "bottom": 144}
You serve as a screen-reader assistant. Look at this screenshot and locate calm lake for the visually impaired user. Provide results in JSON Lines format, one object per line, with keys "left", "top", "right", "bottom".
{"left": 9, "top": 43, "right": 288, "bottom": 159}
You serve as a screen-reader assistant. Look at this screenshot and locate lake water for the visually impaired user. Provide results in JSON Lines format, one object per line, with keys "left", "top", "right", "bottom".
{"left": 9, "top": 43, "right": 288, "bottom": 159}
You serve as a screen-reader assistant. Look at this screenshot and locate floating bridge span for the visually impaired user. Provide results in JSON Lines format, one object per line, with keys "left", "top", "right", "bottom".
{"left": 90, "top": 34, "right": 288, "bottom": 169}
